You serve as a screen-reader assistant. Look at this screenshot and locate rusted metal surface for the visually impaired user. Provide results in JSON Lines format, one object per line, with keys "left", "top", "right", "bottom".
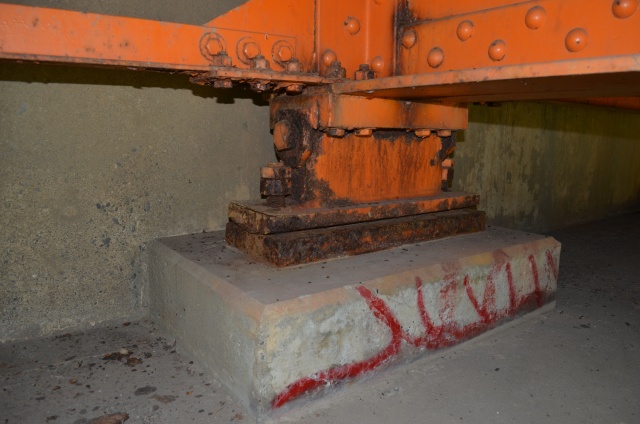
{"left": 229, "top": 192, "right": 480, "bottom": 235}
{"left": 269, "top": 91, "right": 460, "bottom": 207}
{"left": 260, "top": 162, "right": 292, "bottom": 208}
{"left": 225, "top": 209, "right": 486, "bottom": 267}
{"left": 189, "top": 68, "right": 332, "bottom": 90}
{"left": 4, "top": 0, "right": 638, "bottom": 269}
{"left": 331, "top": 56, "right": 640, "bottom": 102}
{"left": 270, "top": 91, "right": 468, "bottom": 131}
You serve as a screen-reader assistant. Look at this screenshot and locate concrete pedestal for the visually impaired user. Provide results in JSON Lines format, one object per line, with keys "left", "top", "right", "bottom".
{"left": 148, "top": 227, "right": 560, "bottom": 416}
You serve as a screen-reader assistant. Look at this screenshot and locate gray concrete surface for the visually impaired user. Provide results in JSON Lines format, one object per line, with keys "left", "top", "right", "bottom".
{"left": 2, "top": 212, "right": 638, "bottom": 424}
{"left": 2, "top": 0, "right": 640, "bottom": 347}
{"left": 148, "top": 226, "right": 558, "bottom": 414}
{"left": 455, "top": 102, "right": 640, "bottom": 232}
{"left": 0, "top": 0, "right": 275, "bottom": 342}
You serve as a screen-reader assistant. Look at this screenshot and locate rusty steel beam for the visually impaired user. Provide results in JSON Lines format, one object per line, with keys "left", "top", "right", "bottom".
{"left": 270, "top": 92, "right": 468, "bottom": 130}
{"left": 228, "top": 192, "right": 480, "bottom": 235}
{"left": 226, "top": 209, "right": 486, "bottom": 267}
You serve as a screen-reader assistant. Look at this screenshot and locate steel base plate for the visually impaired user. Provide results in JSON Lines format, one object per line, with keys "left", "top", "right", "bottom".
{"left": 226, "top": 208, "right": 486, "bottom": 267}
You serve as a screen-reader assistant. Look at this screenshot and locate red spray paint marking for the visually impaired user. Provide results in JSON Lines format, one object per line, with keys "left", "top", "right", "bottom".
{"left": 528, "top": 255, "right": 543, "bottom": 307}
{"left": 546, "top": 250, "right": 558, "bottom": 280}
{"left": 272, "top": 251, "right": 553, "bottom": 408}
{"left": 272, "top": 286, "right": 404, "bottom": 409}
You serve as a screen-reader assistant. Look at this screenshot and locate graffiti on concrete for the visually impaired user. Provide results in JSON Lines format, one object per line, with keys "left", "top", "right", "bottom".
{"left": 272, "top": 250, "right": 558, "bottom": 408}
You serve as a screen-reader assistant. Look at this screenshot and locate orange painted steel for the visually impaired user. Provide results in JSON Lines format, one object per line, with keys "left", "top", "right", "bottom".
{"left": 400, "top": 0, "right": 640, "bottom": 75}
{"left": 204, "top": 0, "right": 316, "bottom": 72}
{"left": 315, "top": 0, "right": 399, "bottom": 79}
{"left": 2, "top": 0, "right": 637, "bottom": 265}
{"left": 0, "top": 4, "right": 214, "bottom": 71}
{"left": 310, "top": 133, "right": 443, "bottom": 205}
{"left": 270, "top": 92, "right": 468, "bottom": 131}
{"left": 331, "top": 56, "right": 640, "bottom": 103}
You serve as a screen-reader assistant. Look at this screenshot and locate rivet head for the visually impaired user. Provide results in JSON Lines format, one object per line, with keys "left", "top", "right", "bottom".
{"left": 612, "top": 0, "right": 639, "bottom": 18}
{"left": 322, "top": 50, "right": 338, "bottom": 67}
{"left": 427, "top": 47, "right": 444, "bottom": 68}
{"left": 402, "top": 29, "right": 417, "bottom": 48}
{"left": 565, "top": 28, "right": 588, "bottom": 52}
{"left": 345, "top": 17, "right": 361, "bottom": 35}
{"left": 525, "top": 6, "right": 547, "bottom": 29}
{"left": 488, "top": 40, "right": 507, "bottom": 61}
{"left": 370, "top": 56, "right": 385, "bottom": 73}
{"left": 456, "top": 20, "right": 474, "bottom": 41}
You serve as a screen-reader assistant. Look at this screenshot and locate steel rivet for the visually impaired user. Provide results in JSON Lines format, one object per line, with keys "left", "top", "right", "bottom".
{"left": 456, "top": 20, "right": 474, "bottom": 41}
{"left": 345, "top": 17, "right": 361, "bottom": 35}
{"left": 565, "top": 28, "right": 588, "bottom": 52}
{"left": 322, "top": 50, "right": 338, "bottom": 67}
{"left": 612, "top": 0, "right": 639, "bottom": 18}
{"left": 427, "top": 47, "right": 444, "bottom": 68}
{"left": 370, "top": 56, "right": 385, "bottom": 73}
{"left": 525, "top": 6, "right": 547, "bottom": 29}
{"left": 402, "top": 29, "right": 417, "bottom": 48}
{"left": 488, "top": 40, "right": 507, "bottom": 61}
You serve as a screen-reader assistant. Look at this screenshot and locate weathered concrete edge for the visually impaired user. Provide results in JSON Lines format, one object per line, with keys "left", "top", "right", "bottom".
{"left": 148, "top": 240, "right": 266, "bottom": 414}
{"left": 264, "top": 236, "right": 560, "bottom": 318}
{"left": 262, "top": 300, "right": 557, "bottom": 423}
{"left": 259, "top": 236, "right": 561, "bottom": 410}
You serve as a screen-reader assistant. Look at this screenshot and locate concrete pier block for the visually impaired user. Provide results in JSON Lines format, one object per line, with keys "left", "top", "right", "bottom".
{"left": 148, "top": 227, "right": 560, "bottom": 416}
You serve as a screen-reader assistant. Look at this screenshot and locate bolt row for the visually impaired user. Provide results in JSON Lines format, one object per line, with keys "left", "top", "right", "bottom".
{"left": 402, "top": 0, "right": 638, "bottom": 67}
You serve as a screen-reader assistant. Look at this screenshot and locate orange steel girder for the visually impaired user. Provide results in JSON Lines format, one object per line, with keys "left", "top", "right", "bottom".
{"left": 1, "top": 1, "right": 639, "bottom": 100}
{"left": 1, "top": 0, "right": 639, "bottom": 222}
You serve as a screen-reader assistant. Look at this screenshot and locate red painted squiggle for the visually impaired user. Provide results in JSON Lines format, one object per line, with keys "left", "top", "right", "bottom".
{"left": 272, "top": 250, "right": 555, "bottom": 408}
{"left": 546, "top": 250, "right": 558, "bottom": 280}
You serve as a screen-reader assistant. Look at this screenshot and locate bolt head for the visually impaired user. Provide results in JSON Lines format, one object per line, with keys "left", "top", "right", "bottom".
{"left": 205, "top": 38, "right": 223, "bottom": 56}
{"left": 243, "top": 41, "right": 260, "bottom": 60}
{"left": 286, "top": 84, "right": 304, "bottom": 94}
{"left": 286, "top": 59, "right": 301, "bottom": 73}
{"left": 251, "top": 55, "right": 270, "bottom": 70}
{"left": 276, "top": 45, "right": 293, "bottom": 62}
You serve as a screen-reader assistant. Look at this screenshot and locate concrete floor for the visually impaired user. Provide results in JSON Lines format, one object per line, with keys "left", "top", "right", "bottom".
{"left": 2, "top": 212, "right": 639, "bottom": 424}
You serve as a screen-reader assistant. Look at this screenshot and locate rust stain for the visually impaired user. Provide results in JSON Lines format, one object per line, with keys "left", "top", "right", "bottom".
{"left": 226, "top": 209, "right": 485, "bottom": 267}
